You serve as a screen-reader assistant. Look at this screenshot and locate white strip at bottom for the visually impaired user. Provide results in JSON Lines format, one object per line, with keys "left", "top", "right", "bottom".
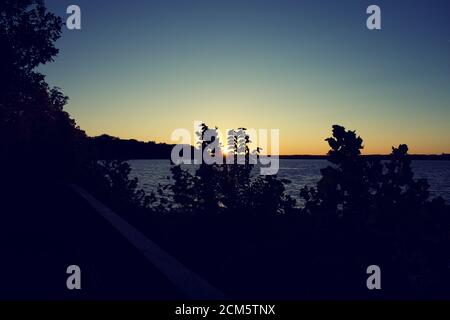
{"left": 70, "top": 184, "right": 225, "bottom": 300}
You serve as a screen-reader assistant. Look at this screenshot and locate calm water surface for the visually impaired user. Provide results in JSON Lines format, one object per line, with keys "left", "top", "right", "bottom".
{"left": 129, "top": 159, "right": 450, "bottom": 204}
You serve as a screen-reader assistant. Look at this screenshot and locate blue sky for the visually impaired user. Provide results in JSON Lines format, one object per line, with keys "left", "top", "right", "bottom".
{"left": 41, "top": 0, "right": 450, "bottom": 154}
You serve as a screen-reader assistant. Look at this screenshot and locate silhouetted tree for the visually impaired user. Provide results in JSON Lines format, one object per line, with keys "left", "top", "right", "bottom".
{"left": 0, "top": 0, "right": 86, "bottom": 183}
{"left": 301, "top": 125, "right": 450, "bottom": 296}
{"left": 0, "top": 1, "right": 150, "bottom": 216}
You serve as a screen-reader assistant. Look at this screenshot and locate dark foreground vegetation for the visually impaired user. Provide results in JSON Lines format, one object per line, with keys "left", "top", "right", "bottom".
{"left": 113, "top": 124, "right": 450, "bottom": 298}
{"left": 1, "top": 0, "right": 449, "bottom": 299}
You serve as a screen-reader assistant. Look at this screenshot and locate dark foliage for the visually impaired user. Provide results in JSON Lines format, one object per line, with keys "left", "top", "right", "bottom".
{"left": 89, "top": 134, "right": 179, "bottom": 160}
{"left": 0, "top": 0, "right": 86, "bottom": 182}
{"left": 155, "top": 124, "right": 296, "bottom": 216}
{"left": 300, "top": 125, "right": 450, "bottom": 296}
{"left": 78, "top": 159, "right": 151, "bottom": 212}
{"left": 2, "top": 0, "right": 449, "bottom": 299}
{"left": 0, "top": 1, "right": 148, "bottom": 211}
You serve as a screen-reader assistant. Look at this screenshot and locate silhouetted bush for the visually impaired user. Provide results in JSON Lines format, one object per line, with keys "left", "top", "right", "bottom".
{"left": 300, "top": 125, "right": 450, "bottom": 296}
{"left": 79, "top": 159, "right": 151, "bottom": 213}
{"left": 155, "top": 124, "right": 296, "bottom": 216}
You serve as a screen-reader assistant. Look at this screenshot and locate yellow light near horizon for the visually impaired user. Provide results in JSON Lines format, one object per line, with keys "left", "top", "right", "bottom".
{"left": 220, "top": 146, "right": 230, "bottom": 155}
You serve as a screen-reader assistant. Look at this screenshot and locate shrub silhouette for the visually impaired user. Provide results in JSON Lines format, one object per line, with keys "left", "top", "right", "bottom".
{"left": 301, "top": 125, "right": 450, "bottom": 296}
{"left": 159, "top": 123, "right": 295, "bottom": 215}
{"left": 81, "top": 160, "right": 149, "bottom": 208}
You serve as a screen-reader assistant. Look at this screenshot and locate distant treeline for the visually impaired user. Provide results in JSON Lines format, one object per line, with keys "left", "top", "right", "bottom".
{"left": 89, "top": 135, "right": 181, "bottom": 160}
{"left": 89, "top": 135, "right": 450, "bottom": 161}
{"left": 281, "top": 154, "right": 450, "bottom": 160}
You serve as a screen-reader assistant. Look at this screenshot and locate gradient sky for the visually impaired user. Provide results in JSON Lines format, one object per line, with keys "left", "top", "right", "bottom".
{"left": 41, "top": 0, "right": 450, "bottom": 154}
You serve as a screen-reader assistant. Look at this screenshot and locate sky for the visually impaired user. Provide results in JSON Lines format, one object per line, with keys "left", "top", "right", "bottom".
{"left": 41, "top": 0, "right": 450, "bottom": 155}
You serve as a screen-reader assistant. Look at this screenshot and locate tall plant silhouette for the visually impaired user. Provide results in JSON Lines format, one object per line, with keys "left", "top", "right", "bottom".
{"left": 162, "top": 123, "right": 295, "bottom": 215}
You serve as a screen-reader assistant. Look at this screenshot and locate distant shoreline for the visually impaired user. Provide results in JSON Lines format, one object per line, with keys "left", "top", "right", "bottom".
{"left": 91, "top": 135, "right": 450, "bottom": 161}
{"left": 279, "top": 154, "right": 450, "bottom": 160}
{"left": 124, "top": 154, "right": 450, "bottom": 161}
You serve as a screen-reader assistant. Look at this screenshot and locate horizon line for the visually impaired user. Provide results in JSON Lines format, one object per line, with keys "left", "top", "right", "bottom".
{"left": 90, "top": 133, "right": 450, "bottom": 157}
